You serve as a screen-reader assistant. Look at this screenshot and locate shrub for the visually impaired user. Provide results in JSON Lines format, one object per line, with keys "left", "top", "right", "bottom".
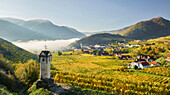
{"left": 29, "top": 88, "right": 51, "bottom": 95}
{"left": 58, "top": 51, "right": 62, "bottom": 56}
{"left": 28, "top": 82, "right": 51, "bottom": 95}
{"left": 15, "top": 59, "right": 39, "bottom": 87}
{"left": 0, "top": 84, "right": 13, "bottom": 95}
{"left": 0, "top": 72, "right": 15, "bottom": 90}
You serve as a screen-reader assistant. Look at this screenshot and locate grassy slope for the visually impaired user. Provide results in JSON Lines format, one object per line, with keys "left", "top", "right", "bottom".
{"left": 0, "top": 38, "right": 38, "bottom": 63}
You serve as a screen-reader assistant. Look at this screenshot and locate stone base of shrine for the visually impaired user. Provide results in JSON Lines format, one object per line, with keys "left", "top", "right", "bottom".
{"left": 36, "top": 78, "right": 54, "bottom": 89}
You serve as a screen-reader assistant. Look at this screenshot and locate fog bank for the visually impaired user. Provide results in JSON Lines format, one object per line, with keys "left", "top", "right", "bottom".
{"left": 13, "top": 38, "right": 79, "bottom": 53}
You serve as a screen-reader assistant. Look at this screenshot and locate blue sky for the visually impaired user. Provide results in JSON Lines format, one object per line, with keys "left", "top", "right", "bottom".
{"left": 0, "top": 0, "right": 170, "bottom": 32}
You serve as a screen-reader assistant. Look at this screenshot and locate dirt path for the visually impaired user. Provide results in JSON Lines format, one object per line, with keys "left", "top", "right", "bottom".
{"left": 50, "top": 83, "right": 72, "bottom": 95}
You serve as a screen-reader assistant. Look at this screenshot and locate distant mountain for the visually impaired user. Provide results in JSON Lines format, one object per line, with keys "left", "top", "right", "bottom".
{"left": 19, "top": 19, "right": 86, "bottom": 39}
{"left": 97, "top": 26, "right": 131, "bottom": 34}
{"left": 0, "top": 18, "right": 86, "bottom": 41}
{"left": 0, "top": 19, "right": 49, "bottom": 41}
{"left": 83, "top": 26, "right": 130, "bottom": 35}
{"left": 0, "top": 17, "right": 25, "bottom": 24}
{"left": 0, "top": 38, "right": 37, "bottom": 63}
{"left": 121, "top": 17, "right": 170, "bottom": 39}
{"left": 70, "top": 33, "right": 130, "bottom": 47}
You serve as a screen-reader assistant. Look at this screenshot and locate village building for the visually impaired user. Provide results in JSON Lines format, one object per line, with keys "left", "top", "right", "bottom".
{"left": 83, "top": 49, "right": 90, "bottom": 54}
{"left": 89, "top": 46, "right": 96, "bottom": 50}
{"left": 137, "top": 54, "right": 154, "bottom": 62}
{"left": 151, "top": 61, "right": 160, "bottom": 67}
{"left": 130, "top": 61, "right": 150, "bottom": 69}
{"left": 166, "top": 54, "right": 170, "bottom": 62}
{"left": 94, "top": 44, "right": 101, "bottom": 48}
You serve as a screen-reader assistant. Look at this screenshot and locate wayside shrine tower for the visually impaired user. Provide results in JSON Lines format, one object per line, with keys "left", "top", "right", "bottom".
{"left": 36, "top": 45, "right": 54, "bottom": 89}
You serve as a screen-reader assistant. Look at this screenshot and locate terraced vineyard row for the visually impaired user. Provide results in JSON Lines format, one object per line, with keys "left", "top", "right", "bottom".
{"left": 51, "top": 70, "right": 170, "bottom": 94}
{"left": 139, "top": 67, "right": 170, "bottom": 77}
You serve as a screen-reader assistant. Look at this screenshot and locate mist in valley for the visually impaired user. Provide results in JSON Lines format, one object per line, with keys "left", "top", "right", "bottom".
{"left": 12, "top": 38, "right": 79, "bottom": 53}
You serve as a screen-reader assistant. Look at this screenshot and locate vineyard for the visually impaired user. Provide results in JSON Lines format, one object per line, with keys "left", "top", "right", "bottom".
{"left": 51, "top": 53, "right": 170, "bottom": 94}
{"left": 51, "top": 53, "right": 131, "bottom": 75}
{"left": 51, "top": 70, "right": 170, "bottom": 94}
{"left": 138, "top": 67, "right": 170, "bottom": 77}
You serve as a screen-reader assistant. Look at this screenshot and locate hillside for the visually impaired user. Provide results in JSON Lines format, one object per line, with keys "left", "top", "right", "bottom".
{"left": 0, "top": 18, "right": 86, "bottom": 41}
{"left": 97, "top": 26, "right": 130, "bottom": 34}
{"left": 121, "top": 17, "right": 170, "bottom": 39}
{"left": 70, "top": 33, "right": 129, "bottom": 46}
{"left": 0, "top": 38, "right": 37, "bottom": 63}
{"left": 0, "top": 19, "right": 50, "bottom": 41}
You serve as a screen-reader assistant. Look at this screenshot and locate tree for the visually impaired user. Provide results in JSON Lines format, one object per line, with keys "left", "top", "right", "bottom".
{"left": 81, "top": 47, "right": 84, "bottom": 53}
{"left": 108, "top": 49, "right": 113, "bottom": 55}
{"left": 148, "top": 50, "right": 154, "bottom": 55}
{"left": 58, "top": 51, "right": 62, "bottom": 56}
{"left": 97, "top": 50, "right": 103, "bottom": 56}
{"left": 15, "top": 59, "right": 39, "bottom": 87}
{"left": 135, "top": 50, "right": 140, "bottom": 57}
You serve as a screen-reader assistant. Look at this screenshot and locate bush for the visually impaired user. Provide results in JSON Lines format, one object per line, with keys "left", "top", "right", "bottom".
{"left": 28, "top": 82, "right": 51, "bottom": 95}
{"left": 0, "top": 84, "right": 13, "bottom": 95}
{"left": 29, "top": 87, "right": 51, "bottom": 95}
{"left": 15, "top": 59, "right": 39, "bottom": 87}
{"left": 0, "top": 72, "right": 15, "bottom": 90}
{"left": 58, "top": 51, "right": 62, "bottom": 56}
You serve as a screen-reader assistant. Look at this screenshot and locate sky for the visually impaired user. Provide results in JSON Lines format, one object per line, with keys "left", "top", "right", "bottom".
{"left": 0, "top": 0, "right": 170, "bottom": 32}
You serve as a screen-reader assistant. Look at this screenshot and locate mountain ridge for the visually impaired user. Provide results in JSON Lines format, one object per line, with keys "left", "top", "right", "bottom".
{"left": 0, "top": 19, "right": 49, "bottom": 41}
{"left": 0, "top": 17, "right": 86, "bottom": 41}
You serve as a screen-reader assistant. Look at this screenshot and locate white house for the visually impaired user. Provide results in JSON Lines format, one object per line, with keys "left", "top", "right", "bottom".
{"left": 94, "top": 45, "right": 101, "bottom": 48}
{"left": 166, "top": 54, "right": 170, "bottom": 62}
{"left": 130, "top": 61, "right": 150, "bottom": 69}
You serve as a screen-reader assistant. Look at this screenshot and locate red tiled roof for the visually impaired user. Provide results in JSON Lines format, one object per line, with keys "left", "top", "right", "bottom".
{"left": 151, "top": 61, "right": 157, "bottom": 65}
{"left": 168, "top": 54, "right": 170, "bottom": 57}
{"left": 140, "top": 62, "right": 149, "bottom": 66}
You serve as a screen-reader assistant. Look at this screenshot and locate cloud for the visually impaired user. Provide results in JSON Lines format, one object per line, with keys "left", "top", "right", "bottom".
{"left": 13, "top": 38, "right": 79, "bottom": 53}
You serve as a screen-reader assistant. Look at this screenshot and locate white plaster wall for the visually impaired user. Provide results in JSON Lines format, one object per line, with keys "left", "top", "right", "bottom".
{"left": 41, "top": 63, "right": 46, "bottom": 79}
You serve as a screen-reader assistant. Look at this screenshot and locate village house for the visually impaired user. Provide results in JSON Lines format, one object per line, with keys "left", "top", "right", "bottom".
{"left": 83, "top": 49, "right": 90, "bottom": 54}
{"left": 137, "top": 54, "right": 154, "bottom": 62}
{"left": 130, "top": 61, "right": 150, "bottom": 69}
{"left": 94, "top": 44, "right": 101, "bottom": 48}
{"left": 166, "top": 54, "right": 170, "bottom": 62}
{"left": 151, "top": 61, "right": 160, "bottom": 67}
